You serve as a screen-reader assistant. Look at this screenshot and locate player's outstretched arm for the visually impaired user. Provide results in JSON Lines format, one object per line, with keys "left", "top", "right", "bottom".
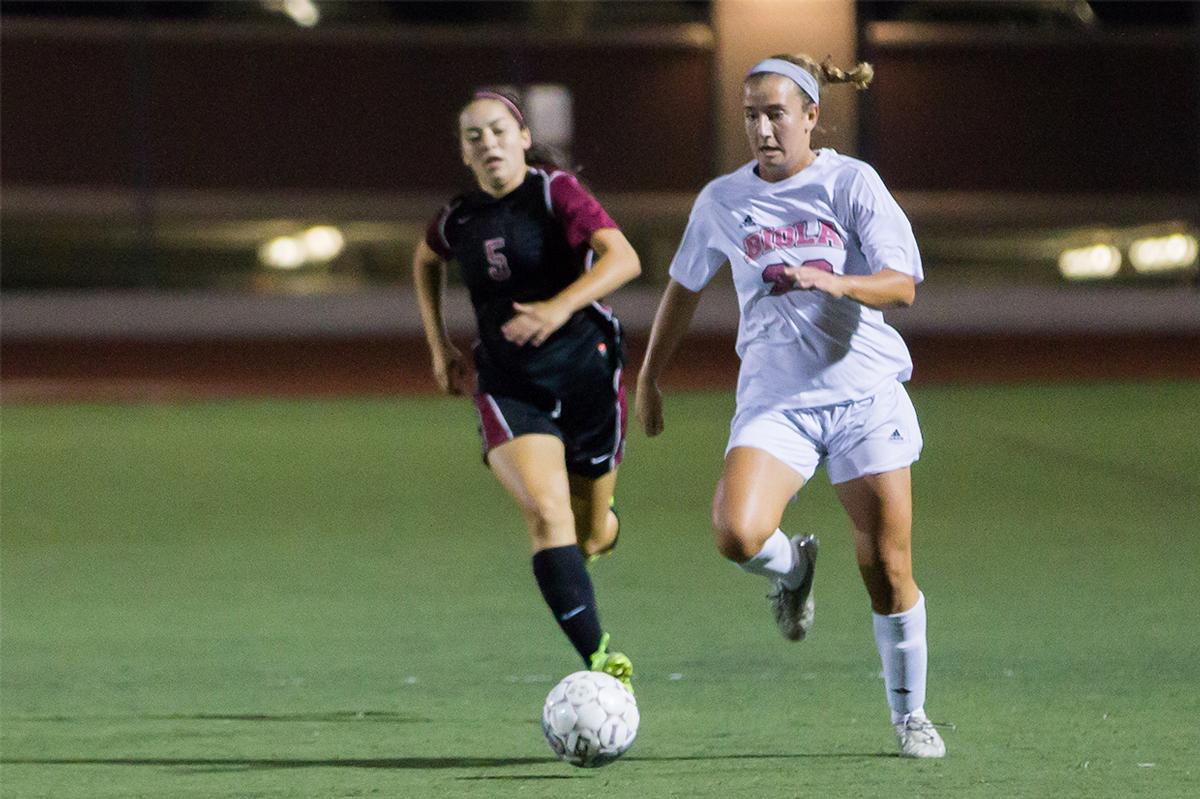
{"left": 636, "top": 279, "right": 703, "bottom": 437}
{"left": 502, "top": 228, "right": 641, "bottom": 347}
{"left": 786, "top": 265, "right": 915, "bottom": 310}
{"left": 413, "top": 239, "right": 468, "bottom": 394}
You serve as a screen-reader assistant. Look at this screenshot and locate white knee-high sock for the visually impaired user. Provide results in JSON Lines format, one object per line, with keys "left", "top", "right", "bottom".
{"left": 737, "top": 529, "right": 808, "bottom": 588}
{"left": 872, "top": 592, "right": 928, "bottom": 724}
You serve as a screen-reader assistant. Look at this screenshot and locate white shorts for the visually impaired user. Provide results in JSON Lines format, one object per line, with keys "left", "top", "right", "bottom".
{"left": 726, "top": 380, "right": 923, "bottom": 485}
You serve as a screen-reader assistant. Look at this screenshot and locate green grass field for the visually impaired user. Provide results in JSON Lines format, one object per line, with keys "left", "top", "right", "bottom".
{"left": 2, "top": 383, "right": 1198, "bottom": 798}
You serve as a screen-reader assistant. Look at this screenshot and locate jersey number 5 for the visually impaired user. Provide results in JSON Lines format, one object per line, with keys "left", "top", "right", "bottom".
{"left": 484, "top": 238, "right": 511, "bottom": 281}
{"left": 762, "top": 259, "right": 833, "bottom": 295}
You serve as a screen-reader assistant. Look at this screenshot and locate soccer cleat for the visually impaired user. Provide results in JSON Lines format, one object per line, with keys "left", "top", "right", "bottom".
{"left": 894, "top": 711, "right": 948, "bottom": 758}
{"left": 588, "top": 632, "right": 634, "bottom": 692}
{"left": 585, "top": 499, "right": 621, "bottom": 566}
{"left": 767, "top": 534, "right": 819, "bottom": 641}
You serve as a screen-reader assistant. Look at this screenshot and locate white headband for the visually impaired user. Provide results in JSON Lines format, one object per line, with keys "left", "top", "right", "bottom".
{"left": 747, "top": 58, "right": 820, "bottom": 104}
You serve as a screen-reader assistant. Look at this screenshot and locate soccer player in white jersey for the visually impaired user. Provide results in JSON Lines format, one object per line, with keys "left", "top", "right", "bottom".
{"left": 636, "top": 53, "right": 946, "bottom": 758}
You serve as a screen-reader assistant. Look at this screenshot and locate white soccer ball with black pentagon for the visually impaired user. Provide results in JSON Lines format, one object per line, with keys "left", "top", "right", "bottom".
{"left": 541, "top": 670, "right": 638, "bottom": 767}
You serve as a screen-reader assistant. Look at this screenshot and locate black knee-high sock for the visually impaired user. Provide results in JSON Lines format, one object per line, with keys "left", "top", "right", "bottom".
{"left": 532, "top": 545, "right": 604, "bottom": 666}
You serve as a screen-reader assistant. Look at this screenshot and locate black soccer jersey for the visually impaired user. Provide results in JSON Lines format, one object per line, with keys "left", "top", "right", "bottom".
{"left": 425, "top": 168, "right": 623, "bottom": 394}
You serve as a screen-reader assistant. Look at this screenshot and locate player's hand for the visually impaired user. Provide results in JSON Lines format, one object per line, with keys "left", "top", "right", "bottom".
{"left": 431, "top": 342, "right": 469, "bottom": 395}
{"left": 785, "top": 266, "right": 845, "bottom": 298}
{"left": 635, "top": 376, "right": 665, "bottom": 437}
{"left": 502, "top": 300, "right": 571, "bottom": 347}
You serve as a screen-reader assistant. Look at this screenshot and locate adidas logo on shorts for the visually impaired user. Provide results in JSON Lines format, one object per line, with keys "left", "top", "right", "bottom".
{"left": 741, "top": 214, "right": 755, "bottom": 227}
{"left": 889, "top": 429, "right": 904, "bottom": 442}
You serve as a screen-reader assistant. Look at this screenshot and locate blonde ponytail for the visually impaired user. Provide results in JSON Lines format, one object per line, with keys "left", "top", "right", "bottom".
{"left": 820, "top": 56, "right": 874, "bottom": 89}
{"left": 769, "top": 53, "right": 875, "bottom": 92}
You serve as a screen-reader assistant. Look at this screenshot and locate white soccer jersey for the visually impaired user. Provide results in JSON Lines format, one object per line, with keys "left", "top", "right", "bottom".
{"left": 668, "top": 149, "right": 923, "bottom": 410}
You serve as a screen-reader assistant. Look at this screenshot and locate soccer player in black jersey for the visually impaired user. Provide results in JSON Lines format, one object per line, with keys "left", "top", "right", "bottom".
{"left": 413, "top": 91, "right": 641, "bottom": 688}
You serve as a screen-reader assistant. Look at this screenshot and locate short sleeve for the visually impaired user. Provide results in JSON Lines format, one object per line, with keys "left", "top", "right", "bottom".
{"left": 667, "top": 200, "right": 726, "bottom": 291}
{"left": 846, "top": 166, "right": 923, "bottom": 284}
{"left": 424, "top": 205, "right": 453, "bottom": 260}
{"left": 548, "top": 172, "right": 617, "bottom": 249}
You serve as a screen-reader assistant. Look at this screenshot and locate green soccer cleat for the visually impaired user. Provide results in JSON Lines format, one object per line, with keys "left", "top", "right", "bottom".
{"left": 585, "top": 498, "right": 621, "bottom": 566}
{"left": 589, "top": 632, "right": 634, "bottom": 693}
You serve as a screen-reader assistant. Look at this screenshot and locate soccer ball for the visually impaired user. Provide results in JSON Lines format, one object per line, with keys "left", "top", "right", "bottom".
{"left": 541, "top": 670, "right": 638, "bottom": 767}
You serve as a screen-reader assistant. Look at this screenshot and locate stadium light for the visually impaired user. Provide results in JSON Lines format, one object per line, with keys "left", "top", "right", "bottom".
{"left": 301, "top": 226, "right": 345, "bottom": 262}
{"left": 259, "top": 236, "right": 307, "bottom": 270}
{"left": 260, "top": 0, "right": 320, "bottom": 28}
{"left": 1128, "top": 233, "right": 1199, "bottom": 275}
{"left": 284, "top": 0, "right": 320, "bottom": 27}
{"left": 1057, "top": 244, "right": 1121, "bottom": 281}
{"left": 258, "top": 225, "right": 346, "bottom": 269}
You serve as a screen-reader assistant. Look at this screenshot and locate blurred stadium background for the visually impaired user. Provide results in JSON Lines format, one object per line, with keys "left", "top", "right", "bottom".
{"left": 1, "top": 0, "right": 1197, "bottom": 397}
{"left": 2, "top": 3, "right": 1199, "bottom": 798}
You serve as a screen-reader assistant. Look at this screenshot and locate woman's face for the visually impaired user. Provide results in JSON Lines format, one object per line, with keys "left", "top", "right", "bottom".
{"left": 459, "top": 99, "right": 532, "bottom": 195}
{"left": 742, "top": 73, "right": 819, "bottom": 181}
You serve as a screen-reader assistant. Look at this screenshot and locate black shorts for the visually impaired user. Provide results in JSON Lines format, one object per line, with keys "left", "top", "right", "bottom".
{"left": 472, "top": 333, "right": 626, "bottom": 479}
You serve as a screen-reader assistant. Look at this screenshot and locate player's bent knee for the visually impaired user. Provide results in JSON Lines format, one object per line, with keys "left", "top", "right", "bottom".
{"left": 520, "top": 495, "right": 574, "bottom": 535}
{"left": 859, "top": 562, "right": 917, "bottom": 614}
{"left": 711, "top": 517, "right": 773, "bottom": 563}
{"left": 877, "top": 545, "right": 914, "bottom": 580}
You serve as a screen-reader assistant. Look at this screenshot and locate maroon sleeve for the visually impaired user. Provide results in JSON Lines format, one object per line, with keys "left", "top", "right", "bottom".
{"left": 423, "top": 205, "right": 452, "bottom": 260}
{"left": 548, "top": 172, "right": 617, "bottom": 249}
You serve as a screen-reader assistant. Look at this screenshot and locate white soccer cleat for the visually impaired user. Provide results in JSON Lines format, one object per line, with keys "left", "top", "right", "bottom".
{"left": 767, "top": 534, "right": 818, "bottom": 641}
{"left": 894, "top": 711, "right": 947, "bottom": 758}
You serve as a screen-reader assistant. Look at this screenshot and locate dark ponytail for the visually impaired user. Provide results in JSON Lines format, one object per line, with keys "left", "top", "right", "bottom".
{"left": 526, "top": 142, "right": 568, "bottom": 172}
